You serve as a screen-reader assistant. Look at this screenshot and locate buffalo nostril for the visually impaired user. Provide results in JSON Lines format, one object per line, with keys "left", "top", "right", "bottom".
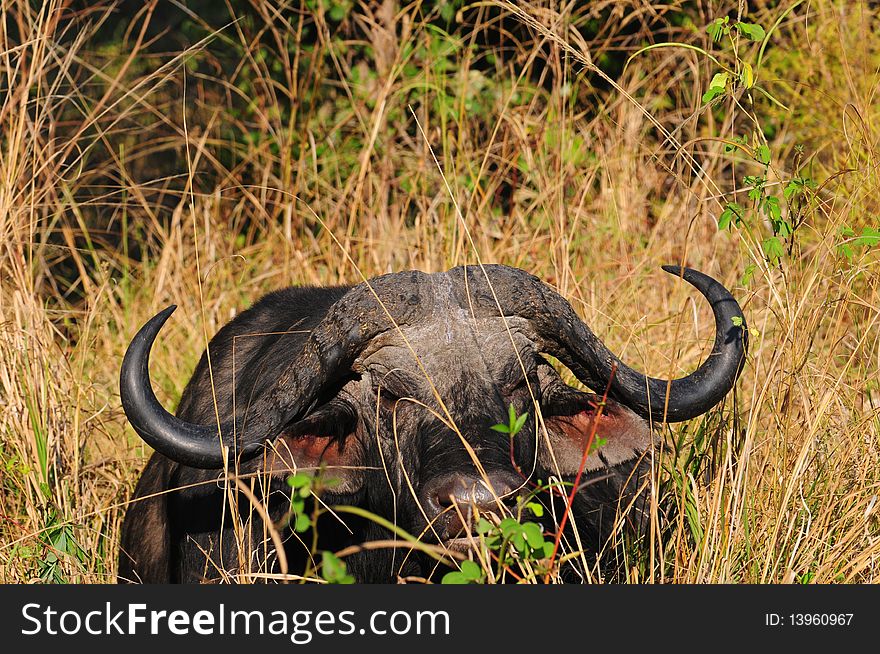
{"left": 421, "top": 471, "right": 523, "bottom": 542}
{"left": 433, "top": 472, "right": 520, "bottom": 512}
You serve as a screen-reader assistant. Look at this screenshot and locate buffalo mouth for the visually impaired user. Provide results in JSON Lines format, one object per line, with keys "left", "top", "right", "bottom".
{"left": 419, "top": 471, "right": 525, "bottom": 552}
{"left": 433, "top": 510, "right": 509, "bottom": 552}
{"left": 441, "top": 535, "right": 484, "bottom": 554}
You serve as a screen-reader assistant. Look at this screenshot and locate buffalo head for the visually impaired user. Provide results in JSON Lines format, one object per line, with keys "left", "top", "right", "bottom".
{"left": 119, "top": 265, "right": 746, "bottom": 581}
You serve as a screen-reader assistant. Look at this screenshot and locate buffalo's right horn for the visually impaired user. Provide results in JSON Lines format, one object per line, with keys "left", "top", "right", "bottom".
{"left": 119, "top": 306, "right": 264, "bottom": 468}
{"left": 120, "top": 272, "right": 431, "bottom": 468}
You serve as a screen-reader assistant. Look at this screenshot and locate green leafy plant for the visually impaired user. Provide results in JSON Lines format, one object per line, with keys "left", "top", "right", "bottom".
{"left": 626, "top": 8, "right": 826, "bottom": 273}
{"left": 490, "top": 403, "right": 528, "bottom": 437}
{"left": 480, "top": 516, "right": 553, "bottom": 562}
{"left": 441, "top": 559, "right": 485, "bottom": 584}
{"left": 441, "top": 499, "right": 554, "bottom": 584}
{"left": 837, "top": 225, "right": 880, "bottom": 260}
{"left": 36, "top": 511, "right": 86, "bottom": 584}
{"left": 320, "top": 551, "right": 355, "bottom": 584}
{"left": 287, "top": 472, "right": 315, "bottom": 534}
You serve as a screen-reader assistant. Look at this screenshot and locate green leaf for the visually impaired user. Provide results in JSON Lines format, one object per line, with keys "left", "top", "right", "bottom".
{"left": 439, "top": 2, "right": 455, "bottom": 23}
{"left": 702, "top": 72, "right": 730, "bottom": 104}
{"left": 763, "top": 195, "right": 782, "bottom": 224}
{"left": 724, "top": 135, "right": 748, "bottom": 153}
{"left": 784, "top": 176, "right": 817, "bottom": 200}
{"left": 512, "top": 412, "right": 528, "bottom": 436}
{"left": 702, "top": 87, "right": 724, "bottom": 103}
{"left": 755, "top": 144, "right": 771, "bottom": 165}
{"left": 476, "top": 518, "right": 494, "bottom": 534}
{"left": 328, "top": 4, "right": 347, "bottom": 21}
{"left": 837, "top": 226, "right": 856, "bottom": 259}
{"left": 731, "top": 316, "right": 743, "bottom": 327}
{"left": 294, "top": 513, "right": 311, "bottom": 533}
{"left": 321, "top": 551, "right": 355, "bottom": 584}
{"left": 762, "top": 236, "right": 785, "bottom": 263}
{"left": 525, "top": 501, "right": 544, "bottom": 518}
{"left": 706, "top": 17, "right": 729, "bottom": 42}
{"left": 499, "top": 517, "right": 520, "bottom": 537}
{"left": 709, "top": 71, "right": 729, "bottom": 88}
{"left": 745, "top": 176, "right": 766, "bottom": 203}
{"left": 522, "top": 522, "right": 545, "bottom": 550}
{"left": 441, "top": 571, "right": 469, "bottom": 584}
{"left": 741, "top": 263, "right": 757, "bottom": 286}
{"left": 287, "top": 473, "right": 312, "bottom": 489}
{"left": 589, "top": 435, "right": 608, "bottom": 453}
{"left": 776, "top": 220, "right": 793, "bottom": 239}
{"left": 736, "top": 22, "right": 766, "bottom": 42}
{"left": 460, "top": 560, "right": 484, "bottom": 580}
{"left": 490, "top": 424, "right": 510, "bottom": 434}
{"left": 703, "top": 73, "right": 730, "bottom": 104}
{"left": 856, "top": 227, "right": 880, "bottom": 248}
{"left": 718, "top": 202, "right": 745, "bottom": 231}
{"left": 510, "top": 533, "right": 526, "bottom": 552}
{"left": 483, "top": 531, "right": 502, "bottom": 549}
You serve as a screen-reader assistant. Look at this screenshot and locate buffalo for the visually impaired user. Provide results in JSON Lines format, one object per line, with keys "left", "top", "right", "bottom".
{"left": 117, "top": 264, "right": 746, "bottom": 583}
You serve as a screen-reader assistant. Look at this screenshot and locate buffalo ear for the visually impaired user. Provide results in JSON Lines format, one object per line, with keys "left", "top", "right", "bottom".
{"left": 539, "top": 396, "right": 652, "bottom": 477}
{"left": 264, "top": 401, "right": 364, "bottom": 495}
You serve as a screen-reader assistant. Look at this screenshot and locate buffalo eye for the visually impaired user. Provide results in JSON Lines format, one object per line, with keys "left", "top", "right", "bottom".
{"left": 264, "top": 399, "right": 364, "bottom": 495}
{"left": 538, "top": 389, "right": 653, "bottom": 476}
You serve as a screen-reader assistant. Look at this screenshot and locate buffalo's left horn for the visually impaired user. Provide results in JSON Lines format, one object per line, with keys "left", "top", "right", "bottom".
{"left": 455, "top": 264, "right": 747, "bottom": 423}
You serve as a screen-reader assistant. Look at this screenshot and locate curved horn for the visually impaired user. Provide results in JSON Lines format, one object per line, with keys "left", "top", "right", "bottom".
{"left": 120, "top": 272, "right": 431, "bottom": 469}
{"left": 120, "top": 306, "right": 263, "bottom": 468}
{"left": 455, "top": 264, "right": 747, "bottom": 422}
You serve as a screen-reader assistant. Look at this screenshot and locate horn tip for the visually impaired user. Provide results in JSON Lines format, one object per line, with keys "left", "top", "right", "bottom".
{"left": 150, "top": 305, "right": 177, "bottom": 328}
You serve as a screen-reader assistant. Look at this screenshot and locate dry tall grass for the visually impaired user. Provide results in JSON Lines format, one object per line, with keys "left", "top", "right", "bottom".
{"left": 1, "top": 0, "right": 878, "bottom": 583}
